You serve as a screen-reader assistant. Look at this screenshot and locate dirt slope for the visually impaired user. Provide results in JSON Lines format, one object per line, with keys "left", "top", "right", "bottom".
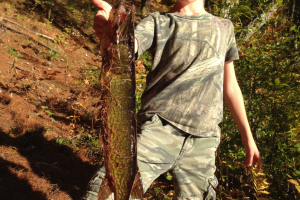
{"left": 0, "top": 0, "right": 175, "bottom": 199}
{"left": 0, "top": 0, "right": 105, "bottom": 199}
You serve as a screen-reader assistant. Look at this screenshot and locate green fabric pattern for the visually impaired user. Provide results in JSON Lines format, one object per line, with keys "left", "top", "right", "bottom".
{"left": 135, "top": 12, "right": 239, "bottom": 137}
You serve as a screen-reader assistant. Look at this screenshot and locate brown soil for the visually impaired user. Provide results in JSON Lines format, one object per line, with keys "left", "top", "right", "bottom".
{"left": 0, "top": 0, "right": 174, "bottom": 199}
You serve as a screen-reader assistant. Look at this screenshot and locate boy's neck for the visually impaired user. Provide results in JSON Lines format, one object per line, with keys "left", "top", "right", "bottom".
{"left": 168, "top": 0, "right": 207, "bottom": 15}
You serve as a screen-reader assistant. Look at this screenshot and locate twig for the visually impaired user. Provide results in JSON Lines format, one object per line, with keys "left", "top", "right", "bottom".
{"left": 9, "top": 60, "right": 19, "bottom": 83}
{"left": 7, "top": 62, "right": 32, "bottom": 73}
{"left": 0, "top": 22, "right": 61, "bottom": 54}
{"left": 0, "top": 17, "right": 55, "bottom": 42}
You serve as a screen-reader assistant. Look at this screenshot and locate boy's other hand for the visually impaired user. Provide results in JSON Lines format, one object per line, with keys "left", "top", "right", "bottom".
{"left": 92, "top": 0, "right": 112, "bottom": 41}
{"left": 242, "top": 137, "right": 262, "bottom": 171}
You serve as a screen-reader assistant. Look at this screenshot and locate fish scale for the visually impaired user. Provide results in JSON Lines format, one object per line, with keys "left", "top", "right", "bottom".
{"left": 97, "top": 2, "right": 143, "bottom": 200}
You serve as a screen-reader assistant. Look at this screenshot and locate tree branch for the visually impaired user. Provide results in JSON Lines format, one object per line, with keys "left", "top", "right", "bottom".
{"left": 7, "top": 62, "right": 32, "bottom": 73}
{"left": 0, "top": 21, "right": 61, "bottom": 54}
{"left": 238, "top": 3, "right": 279, "bottom": 50}
{"left": 0, "top": 17, "right": 55, "bottom": 42}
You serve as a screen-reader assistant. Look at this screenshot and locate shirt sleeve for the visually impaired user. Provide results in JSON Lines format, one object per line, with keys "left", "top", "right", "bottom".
{"left": 135, "top": 14, "right": 155, "bottom": 58}
{"left": 225, "top": 22, "right": 239, "bottom": 62}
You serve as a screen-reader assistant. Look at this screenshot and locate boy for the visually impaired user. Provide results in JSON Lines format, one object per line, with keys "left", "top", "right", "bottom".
{"left": 84, "top": 0, "right": 262, "bottom": 199}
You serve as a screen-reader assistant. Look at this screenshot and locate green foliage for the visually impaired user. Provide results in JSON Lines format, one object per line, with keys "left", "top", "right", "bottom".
{"left": 77, "top": 133, "right": 101, "bottom": 152}
{"left": 136, "top": 72, "right": 147, "bottom": 113}
{"left": 136, "top": 51, "right": 152, "bottom": 112}
{"left": 56, "top": 34, "right": 66, "bottom": 45}
{"left": 8, "top": 128, "right": 19, "bottom": 135}
{"left": 7, "top": 46, "right": 23, "bottom": 59}
{"left": 140, "top": 51, "right": 152, "bottom": 70}
{"left": 57, "top": 132, "right": 100, "bottom": 152}
{"left": 80, "top": 65, "right": 101, "bottom": 88}
{"left": 41, "top": 106, "right": 55, "bottom": 116}
{"left": 210, "top": 1, "right": 300, "bottom": 199}
{"left": 47, "top": 45, "right": 61, "bottom": 61}
{"left": 166, "top": 172, "right": 172, "bottom": 181}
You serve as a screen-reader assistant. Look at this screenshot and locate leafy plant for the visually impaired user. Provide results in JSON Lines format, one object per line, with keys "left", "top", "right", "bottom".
{"left": 7, "top": 46, "right": 23, "bottom": 59}
{"left": 81, "top": 65, "right": 101, "bottom": 88}
{"left": 41, "top": 106, "right": 54, "bottom": 116}
{"left": 8, "top": 128, "right": 19, "bottom": 135}
{"left": 47, "top": 45, "right": 61, "bottom": 61}
{"left": 136, "top": 73, "right": 147, "bottom": 112}
{"left": 140, "top": 51, "right": 152, "bottom": 70}
{"left": 57, "top": 34, "right": 66, "bottom": 45}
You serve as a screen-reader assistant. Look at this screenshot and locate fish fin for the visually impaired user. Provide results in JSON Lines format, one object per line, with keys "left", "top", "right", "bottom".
{"left": 97, "top": 176, "right": 114, "bottom": 200}
{"left": 130, "top": 170, "right": 143, "bottom": 199}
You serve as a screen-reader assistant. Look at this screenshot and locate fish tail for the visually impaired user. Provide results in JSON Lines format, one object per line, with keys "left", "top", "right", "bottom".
{"left": 97, "top": 175, "right": 114, "bottom": 200}
{"left": 130, "top": 170, "right": 143, "bottom": 199}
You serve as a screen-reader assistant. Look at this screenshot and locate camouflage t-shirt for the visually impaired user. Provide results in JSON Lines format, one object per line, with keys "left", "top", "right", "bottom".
{"left": 135, "top": 12, "right": 239, "bottom": 137}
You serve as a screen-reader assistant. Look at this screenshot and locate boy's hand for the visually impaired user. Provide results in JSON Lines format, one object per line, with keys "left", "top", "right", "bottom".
{"left": 242, "top": 137, "right": 262, "bottom": 171}
{"left": 92, "top": 0, "right": 112, "bottom": 41}
{"left": 92, "top": 0, "right": 138, "bottom": 53}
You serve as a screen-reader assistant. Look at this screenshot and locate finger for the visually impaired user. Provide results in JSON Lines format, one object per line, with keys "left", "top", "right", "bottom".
{"left": 247, "top": 152, "right": 253, "bottom": 170}
{"left": 248, "top": 163, "right": 255, "bottom": 171}
{"left": 242, "top": 153, "right": 250, "bottom": 168}
{"left": 92, "top": 0, "right": 112, "bottom": 14}
{"left": 94, "top": 11, "right": 109, "bottom": 26}
{"left": 257, "top": 155, "right": 262, "bottom": 171}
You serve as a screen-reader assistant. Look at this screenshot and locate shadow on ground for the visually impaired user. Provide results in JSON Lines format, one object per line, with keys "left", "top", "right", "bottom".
{"left": 0, "top": 127, "right": 99, "bottom": 199}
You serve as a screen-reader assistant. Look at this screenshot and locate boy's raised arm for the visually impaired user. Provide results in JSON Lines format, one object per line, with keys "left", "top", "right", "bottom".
{"left": 223, "top": 61, "right": 262, "bottom": 171}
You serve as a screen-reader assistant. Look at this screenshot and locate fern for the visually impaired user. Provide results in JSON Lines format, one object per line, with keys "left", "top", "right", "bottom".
{"left": 251, "top": 167, "right": 270, "bottom": 199}
{"left": 288, "top": 179, "right": 300, "bottom": 194}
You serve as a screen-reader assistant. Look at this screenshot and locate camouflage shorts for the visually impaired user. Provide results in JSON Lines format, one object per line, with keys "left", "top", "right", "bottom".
{"left": 83, "top": 114, "right": 220, "bottom": 200}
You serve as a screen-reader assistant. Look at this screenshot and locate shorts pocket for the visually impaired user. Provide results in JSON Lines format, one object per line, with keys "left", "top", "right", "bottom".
{"left": 204, "top": 176, "right": 218, "bottom": 200}
{"left": 140, "top": 114, "right": 161, "bottom": 130}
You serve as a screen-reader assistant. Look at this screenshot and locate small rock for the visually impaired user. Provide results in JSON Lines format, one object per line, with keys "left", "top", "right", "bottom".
{"left": 61, "top": 59, "right": 65, "bottom": 62}
{"left": 48, "top": 68, "right": 52, "bottom": 71}
{"left": 44, "top": 62, "right": 52, "bottom": 66}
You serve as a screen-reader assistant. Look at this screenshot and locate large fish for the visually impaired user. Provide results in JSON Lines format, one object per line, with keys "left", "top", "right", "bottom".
{"left": 97, "top": 1, "right": 143, "bottom": 200}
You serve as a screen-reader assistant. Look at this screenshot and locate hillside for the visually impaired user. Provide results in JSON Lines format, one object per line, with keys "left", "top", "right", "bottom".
{"left": 0, "top": 0, "right": 174, "bottom": 199}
